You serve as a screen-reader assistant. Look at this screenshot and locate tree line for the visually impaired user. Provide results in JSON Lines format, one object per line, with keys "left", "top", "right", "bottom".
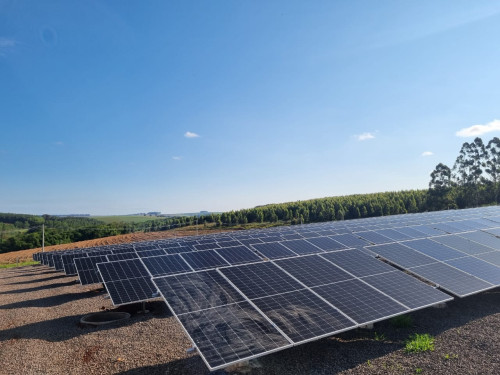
{"left": 427, "top": 137, "right": 500, "bottom": 210}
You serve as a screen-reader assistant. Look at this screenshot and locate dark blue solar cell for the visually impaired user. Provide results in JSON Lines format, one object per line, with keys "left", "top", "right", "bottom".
{"left": 251, "top": 242, "right": 296, "bottom": 259}
{"left": 181, "top": 250, "right": 230, "bottom": 270}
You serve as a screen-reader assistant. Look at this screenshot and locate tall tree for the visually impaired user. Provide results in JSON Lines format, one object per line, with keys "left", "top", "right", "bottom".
{"left": 427, "top": 163, "right": 455, "bottom": 210}
{"left": 485, "top": 137, "right": 500, "bottom": 203}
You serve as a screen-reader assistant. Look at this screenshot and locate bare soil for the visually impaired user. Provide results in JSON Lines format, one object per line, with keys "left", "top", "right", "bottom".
{"left": 0, "top": 264, "right": 499, "bottom": 375}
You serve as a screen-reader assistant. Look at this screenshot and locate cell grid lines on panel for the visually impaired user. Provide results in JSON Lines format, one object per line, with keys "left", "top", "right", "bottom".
{"left": 141, "top": 254, "right": 192, "bottom": 277}
{"left": 374, "top": 228, "right": 413, "bottom": 241}
{"left": 296, "top": 231, "right": 320, "bottom": 239}
{"left": 362, "top": 271, "right": 453, "bottom": 310}
{"left": 251, "top": 242, "right": 296, "bottom": 259}
{"left": 281, "top": 233, "right": 304, "bottom": 241}
{"left": 106, "top": 252, "right": 139, "bottom": 262}
{"left": 392, "top": 226, "right": 428, "bottom": 239}
{"left": 220, "top": 262, "right": 304, "bottom": 300}
{"left": 75, "top": 255, "right": 108, "bottom": 285}
{"left": 152, "top": 270, "right": 245, "bottom": 315}
{"left": 181, "top": 250, "right": 230, "bottom": 271}
{"left": 355, "top": 231, "right": 393, "bottom": 245}
{"left": 475, "top": 251, "right": 500, "bottom": 267}
{"left": 177, "top": 301, "right": 291, "bottom": 371}
{"left": 321, "top": 249, "right": 395, "bottom": 278}
{"left": 136, "top": 249, "right": 167, "bottom": 258}
{"left": 62, "top": 253, "right": 87, "bottom": 275}
{"left": 432, "top": 222, "right": 465, "bottom": 234}
{"left": 445, "top": 257, "right": 500, "bottom": 285}
{"left": 404, "top": 239, "right": 467, "bottom": 261}
{"left": 313, "top": 279, "right": 408, "bottom": 325}
{"left": 97, "top": 258, "right": 150, "bottom": 282}
{"left": 367, "top": 243, "right": 437, "bottom": 269}
{"left": 215, "top": 245, "right": 262, "bottom": 265}
{"left": 194, "top": 242, "right": 221, "bottom": 251}
{"left": 275, "top": 255, "right": 354, "bottom": 287}
{"left": 431, "top": 235, "right": 493, "bottom": 255}
{"left": 252, "top": 289, "right": 356, "bottom": 344}
{"left": 281, "top": 239, "right": 323, "bottom": 255}
{"left": 331, "top": 233, "right": 371, "bottom": 248}
{"left": 164, "top": 245, "right": 194, "bottom": 255}
{"left": 259, "top": 235, "right": 284, "bottom": 243}
{"left": 104, "top": 277, "right": 157, "bottom": 306}
{"left": 408, "top": 262, "right": 494, "bottom": 297}
{"left": 238, "top": 238, "right": 263, "bottom": 247}
{"left": 459, "top": 231, "right": 500, "bottom": 250}
{"left": 411, "top": 225, "right": 445, "bottom": 236}
{"left": 305, "top": 236, "right": 347, "bottom": 251}
{"left": 216, "top": 240, "right": 242, "bottom": 248}
{"left": 483, "top": 227, "right": 500, "bottom": 237}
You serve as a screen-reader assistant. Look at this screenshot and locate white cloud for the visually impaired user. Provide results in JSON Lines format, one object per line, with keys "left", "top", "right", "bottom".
{"left": 421, "top": 151, "right": 433, "bottom": 157}
{"left": 184, "top": 131, "right": 200, "bottom": 138}
{"left": 172, "top": 156, "right": 182, "bottom": 160}
{"left": 54, "top": 141, "right": 64, "bottom": 146}
{"left": 0, "top": 38, "right": 16, "bottom": 56}
{"left": 456, "top": 119, "right": 500, "bottom": 137}
{"left": 355, "top": 132, "right": 375, "bottom": 141}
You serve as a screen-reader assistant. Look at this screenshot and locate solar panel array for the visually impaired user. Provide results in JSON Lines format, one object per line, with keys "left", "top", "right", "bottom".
{"left": 33, "top": 205, "right": 500, "bottom": 371}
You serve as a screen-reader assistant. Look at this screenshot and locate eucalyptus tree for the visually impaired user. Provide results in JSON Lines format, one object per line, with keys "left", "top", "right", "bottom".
{"left": 453, "top": 137, "right": 486, "bottom": 207}
{"left": 428, "top": 163, "right": 455, "bottom": 210}
{"left": 485, "top": 137, "right": 500, "bottom": 203}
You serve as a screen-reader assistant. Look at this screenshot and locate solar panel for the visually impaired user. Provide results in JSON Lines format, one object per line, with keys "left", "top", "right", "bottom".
{"left": 252, "top": 289, "right": 356, "bottom": 343}
{"left": 194, "top": 242, "right": 221, "bottom": 251}
{"left": 410, "top": 225, "right": 445, "bottom": 236}
{"left": 355, "top": 231, "right": 393, "bottom": 244}
{"left": 215, "top": 245, "right": 262, "bottom": 265}
{"left": 275, "top": 255, "right": 354, "bottom": 287}
{"left": 259, "top": 235, "right": 284, "bottom": 243}
{"left": 97, "top": 259, "right": 157, "bottom": 306}
{"left": 361, "top": 271, "right": 453, "bottom": 309}
{"left": 74, "top": 255, "right": 108, "bottom": 285}
{"left": 459, "top": 231, "right": 500, "bottom": 250}
{"left": 367, "top": 243, "right": 437, "bottom": 269}
{"left": 220, "top": 262, "right": 304, "bottom": 300}
{"left": 320, "top": 249, "right": 395, "bottom": 278}
{"left": 281, "top": 239, "right": 323, "bottom": 255}
{"left": 106, "top": 252, "right": 139, "bottom": 262}
{"left": 61, "top": 253, "right": 86, "bottom": 275}
{"left": 136, "top": 249, "right": 167, "bottom": 258}
{"left": 181, "top": 250, "right": 230, "bottom": 270}
{"left": 153, "top": 270, "right": 245, "bottom": 314}
{"left": 374, "top": 228, "right": 413, "bottom": 241}
{"left": 312, "top": 279, "right": 408, "bottom": 325}
{"left": 251, "top": 242, "right": 296, "bottom": 259}
{"left": 403, "top": 239, "right": 466, "bottom": 261}
{"left": 432, "top": 222, "right": 465, "bottom": 234}
{"left": 331, "top": 233, "right": 371, "bottom": 248}
{"left": 216, "top": 240, "right": 242, "bottom": 248}
{"left": 431, "top": 235, "right": 493, "bottom": 255}
{"left": 141, "top": 254, "right": 192, "bottom": 277}
{"left": 408, "top": 262, "right": 494, "bottom": 297}
{"left": 164, "top": 245, "right": 194, "bottom": 255}
{"left": 475, "top": 251, "right": 500, "bottom": 267}
{"left": 304, "top": 236, "right": 347, "bottom": 251}
{"left": 176, "top": 301, "right": 291, "bottom": 370}
{"left": 445, "top": 257, "right": 500, "bottom": 285}
{"left": 392, "top": 226, "right": 428, "bottom": 239}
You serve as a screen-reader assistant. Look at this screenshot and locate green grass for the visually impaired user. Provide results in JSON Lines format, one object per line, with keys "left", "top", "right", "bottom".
{"left": 391, "top": 314, "right": 413, "bottom": 328}
{"left": 0, "top": 261, "right": 39, "bottom": 268}
{"left": 405, "top": 333, "right": 435, "bottom": 353}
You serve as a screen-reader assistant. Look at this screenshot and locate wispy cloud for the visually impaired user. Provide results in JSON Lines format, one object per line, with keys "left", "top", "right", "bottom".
{"left": 184, "top": 131, "right": 200, "bottom": 138}
{"left": 422, "top": 151, "right": 434, "bottom": 157}
{"left": 355, "top": 132, "right": 375, "bottom": 141}
{"left": 172, "top": 156, "right": 182, "bottom": 160}
{"left": 456, "top": 119, "right": 500, "bottom": 137}
{"left": 0, "top": 37, "right": 17, "bottom": 56}
{"left": 54, "top": 141, "right": 64, "bottom": 146}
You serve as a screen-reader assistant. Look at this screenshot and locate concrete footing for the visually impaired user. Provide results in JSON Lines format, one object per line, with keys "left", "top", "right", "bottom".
{"left": 433, "top": 302, "right": 447, "bottom": 309}
{"left": 360, "top": 323, "right": 374, "bottom": 329}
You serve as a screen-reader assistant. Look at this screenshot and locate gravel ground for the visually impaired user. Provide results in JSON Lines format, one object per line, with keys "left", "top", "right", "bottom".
{"left": 0, "top": 265, "right": 499, "bottom": 375}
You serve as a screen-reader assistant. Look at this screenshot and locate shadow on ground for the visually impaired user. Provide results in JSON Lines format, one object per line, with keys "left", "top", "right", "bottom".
{"left": 0, "top": 280, "right": 78, "bottom": 295}
{"left": 0, "top": 301, "right": 170, "bottom": 342}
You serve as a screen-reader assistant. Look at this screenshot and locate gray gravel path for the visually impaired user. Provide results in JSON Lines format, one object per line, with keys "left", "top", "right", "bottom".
{"left": 0, "top": 265, "right": 499, "bottom": 375}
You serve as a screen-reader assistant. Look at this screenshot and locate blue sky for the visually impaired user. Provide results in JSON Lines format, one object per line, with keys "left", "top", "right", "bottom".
{"left": 2, "top": 1, "right": 500, "bottom": 215}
